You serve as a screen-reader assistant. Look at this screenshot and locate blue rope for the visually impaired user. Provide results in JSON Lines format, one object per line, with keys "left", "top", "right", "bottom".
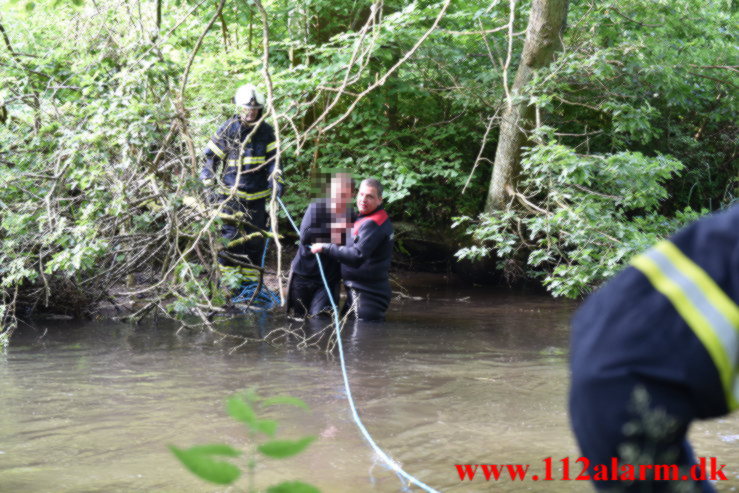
{"left": 230, "top": 237, "right": 280, "bottom": 310}
{"left": 276, "top": 196, "right": 439, "bottom": 493}
{"left": 261, "top": 237, "right": 271, "bottom": 267}
{"left": 278, "top": 198, "right": 301, "bottom": 235}
{"left": 231, "top": 281, "right": 281, "bottom": 310}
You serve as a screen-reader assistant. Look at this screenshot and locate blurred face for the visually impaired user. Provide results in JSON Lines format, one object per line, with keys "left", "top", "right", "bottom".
{"left": 357, "top": 183, "right": 381, "bottom": 215}
{"left": 241, "top": 106, "right": 260, "bottom": 123}
{"left": 329, "top": 174, "right": 352, "bottom": 213}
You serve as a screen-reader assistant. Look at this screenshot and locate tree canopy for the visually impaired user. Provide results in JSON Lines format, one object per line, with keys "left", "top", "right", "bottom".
{"left": 1, "top": 0, "right": 736, "bottom": 339}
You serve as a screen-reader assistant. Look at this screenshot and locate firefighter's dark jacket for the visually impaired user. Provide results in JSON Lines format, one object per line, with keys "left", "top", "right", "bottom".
{"left": 200, "top": 116, "right": 282, "bottom": 200}
{"left": 323, "top": 205, "right": 393, "bottom": 287}
{"left": 290, "top": 199, "right": 352, "bottom": 284}
{"left": 571, "top": 205, "right": 739, "bottom": 418}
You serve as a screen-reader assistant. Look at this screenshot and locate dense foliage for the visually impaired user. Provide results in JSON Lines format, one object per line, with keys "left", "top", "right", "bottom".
{"left": 455, "top": 0, "right": 736, "bottom": 296}
{"left": 0, "top": 0, "right": 736, "bottom": 339}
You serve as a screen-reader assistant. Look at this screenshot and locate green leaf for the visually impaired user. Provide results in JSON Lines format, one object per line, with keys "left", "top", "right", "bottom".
{"left": 254, "top": 419, "right": 278, "bottom": 437}
{"left": 226, "top": 395, "right": 276, "bottom": 436}
{"left": 258, "top": 436, "right": 315, "bottom": 459}
{"left": 226, "top": 395, "right": 258, "bottom": 427}
{"left": 169, "top": 444, "right": 241, "bottom": 485}
{"left": 25, "top": 1, "right": 35, "bottom": 10}
{"left": 267, "top": 480, "right": 322, "bottom": 493}
{"left": 186, "top": 444, "right": 242, "bottom": 457}
{"left": 261, "top": 396, "right": 310, "bottom": 410}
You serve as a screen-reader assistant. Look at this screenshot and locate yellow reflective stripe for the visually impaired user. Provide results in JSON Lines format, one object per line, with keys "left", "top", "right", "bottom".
{"left": 266, "top": 141, "right": 277, "bottom": 152}
{"left": 226, "top": 157, "right": 265, "bottom": 167}
{"left": 220, "top": 265, "right": 259, "bottom": 281}
{"left": 632, "top": 253, "right": 734, "bottom": 405}
{"left": 632, "top": 240, "right": 739, "bottom": 409}
{"left": 657, "top": 242, "right": 739, "bottom": 331}
{"left": 207, "top": 140, "right": 226, "bottom": 159}
{"left": 219, "top": 187, "right": 271, "bottom": 201}
{"left": 236, "top": 189, "right": 271, "bottom": 200}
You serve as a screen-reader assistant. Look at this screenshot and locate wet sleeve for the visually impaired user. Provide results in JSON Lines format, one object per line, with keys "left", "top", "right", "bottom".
{"left": 323, "top": 221, "right": 386, "bottom": 268}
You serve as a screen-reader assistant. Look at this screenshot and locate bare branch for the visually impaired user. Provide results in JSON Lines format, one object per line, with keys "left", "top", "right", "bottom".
{"left": 0, "top": 15, "right": 19, "bottom": 62}
{"left": 607, "top": 6, "right": 663, "bottom": 28}
{"left": 320, "top": 0, "right": 454, "bottom": 135}
{"left": 463, "top": 109, "right": 501, "bottom": 194}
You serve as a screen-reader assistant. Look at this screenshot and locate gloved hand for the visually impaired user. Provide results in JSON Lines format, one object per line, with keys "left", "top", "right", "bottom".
{"left": 270, "top": 169, "right": 284, "bottom": 198}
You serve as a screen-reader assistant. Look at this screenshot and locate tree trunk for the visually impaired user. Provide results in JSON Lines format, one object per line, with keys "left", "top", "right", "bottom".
{"left": 484, "top": 0, "right": 568, "bottom": 212}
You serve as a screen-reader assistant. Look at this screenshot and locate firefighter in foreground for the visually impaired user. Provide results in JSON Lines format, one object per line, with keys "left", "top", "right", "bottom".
{"left": 311, "top": 178, "right": 393, "bottom": 322}
{"left": 200, "top": 84, "right": 283, "bottom": 298}
{"left": 286, "top": 172, "right": 354, "bottom": 318}
{"left": 570, "top": 205, "right": 739, "bottom": 492}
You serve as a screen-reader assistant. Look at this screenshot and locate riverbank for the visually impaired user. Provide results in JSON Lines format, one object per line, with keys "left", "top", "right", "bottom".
{"left": 25, "top": 237, "right": 519, "bottom": 329}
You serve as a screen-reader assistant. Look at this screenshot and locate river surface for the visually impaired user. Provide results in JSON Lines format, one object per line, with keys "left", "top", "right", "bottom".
{"left": 2, "top": 274, "right": 739, "bottom": 492}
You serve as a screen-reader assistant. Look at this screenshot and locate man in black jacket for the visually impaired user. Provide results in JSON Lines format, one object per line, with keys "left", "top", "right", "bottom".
{"left": 200, "top": 84, "right": 283, "bottom": 290}
{"left": 311, "top": 178, "right": 393, "bottom": 321}
{"left": 286, "top": 173, "right": 353, "bottom": 318}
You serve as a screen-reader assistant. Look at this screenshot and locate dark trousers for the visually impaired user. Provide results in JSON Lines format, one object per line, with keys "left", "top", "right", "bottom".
{"left": 286, "top": 273, "right": 338, "bottom": 318}
{"left": 218, "top": 197, "right": 266, "bottom": 268}
{"left": 344, "top": 283, "right": 390, "bottom": 322}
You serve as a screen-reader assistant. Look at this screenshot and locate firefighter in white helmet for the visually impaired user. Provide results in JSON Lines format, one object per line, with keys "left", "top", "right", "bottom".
{"left": 200, "top": 84, "right": 284, "bottom": 299}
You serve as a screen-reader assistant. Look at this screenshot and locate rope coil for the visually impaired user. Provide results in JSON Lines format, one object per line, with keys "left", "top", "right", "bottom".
{"left": 230, "top": 238, "right": 281, "bottom": 310}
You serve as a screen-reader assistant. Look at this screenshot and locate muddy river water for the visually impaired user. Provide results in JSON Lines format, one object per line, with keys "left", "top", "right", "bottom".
{"left": 2, "top": 275, "right": 739, "bottom": 492}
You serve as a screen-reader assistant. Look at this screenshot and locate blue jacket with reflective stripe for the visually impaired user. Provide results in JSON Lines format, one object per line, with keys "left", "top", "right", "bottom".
{"left": 571, "top": 205, "right": 739, "bottom": 418}
{"left": 200, "top": 116, "right": 281, "bottom": 198}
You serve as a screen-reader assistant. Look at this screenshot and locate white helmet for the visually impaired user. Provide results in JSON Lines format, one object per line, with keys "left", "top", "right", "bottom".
{"left": 234, "top": 84, "right": 265, "bottom": 109}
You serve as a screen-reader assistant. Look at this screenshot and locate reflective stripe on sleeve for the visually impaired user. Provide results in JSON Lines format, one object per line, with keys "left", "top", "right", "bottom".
{"left": 266, "top": 141, "right": 277, "bottom": 152}
{"left": 632, "top": 240, "right": 739, "bottom": 409}
{"left": 207, "top": 140, "right": 226, "bottom": 159}
{"left": 226, "top": 157, "right": 266, "bottom": 168}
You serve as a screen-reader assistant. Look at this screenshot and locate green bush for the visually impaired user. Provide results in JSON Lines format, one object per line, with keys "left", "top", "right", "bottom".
{"left": 455, "top": 141, "right": 706, "bottom": 298}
